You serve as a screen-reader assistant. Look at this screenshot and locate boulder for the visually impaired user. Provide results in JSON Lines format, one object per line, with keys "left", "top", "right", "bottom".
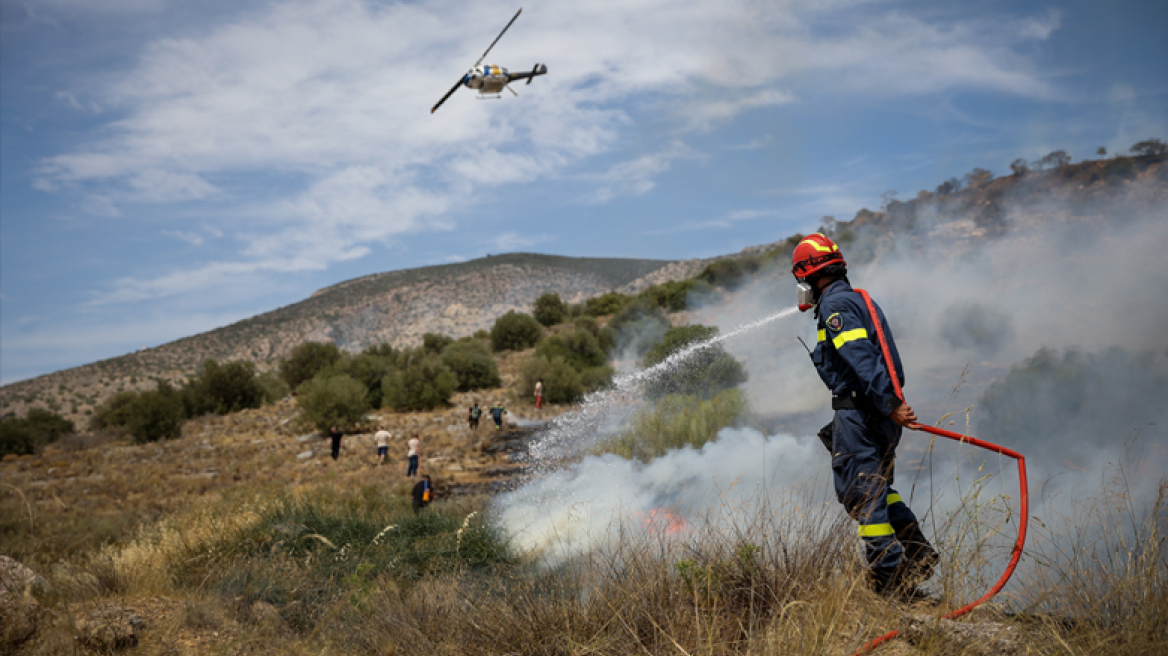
{"left": 0, "top": 555, "right": 47, "bottom": 646}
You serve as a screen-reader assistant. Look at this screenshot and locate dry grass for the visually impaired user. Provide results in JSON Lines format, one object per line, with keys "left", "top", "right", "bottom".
{"left": 3, "top": 392, "right": 1167, "bottom": 656}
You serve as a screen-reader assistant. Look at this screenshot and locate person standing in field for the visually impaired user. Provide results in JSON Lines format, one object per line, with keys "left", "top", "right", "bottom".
{"left": 534, "top": 378, "right": 545, "bottom": 409}
{"left": 411, "top": 474, "right": 432, "bottom": 513}
{"left": 328, "top": 426, "right": 343, "bottom": 461}
{"left": 374, "top": 425, "right": 391, "bottom": 466}
{"left": 489, "top": 401, "right": 507, "bottom": 430}
{"left": 468, "top": 403, "right": 482, "bottom": 432}
{"left": 406, "top": 433, "right": 421, "bottom": 477}
{"left": 791, "top": 233, "right": 938, "bottom": 598}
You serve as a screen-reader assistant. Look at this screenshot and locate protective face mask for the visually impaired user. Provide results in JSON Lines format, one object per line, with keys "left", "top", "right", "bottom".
{"left": 796, "top": 281, "right": 816, "bottom": 312}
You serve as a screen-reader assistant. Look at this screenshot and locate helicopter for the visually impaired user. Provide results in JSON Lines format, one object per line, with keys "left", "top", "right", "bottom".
{"left": 430, "top": 8, "right": 548, "bottom": 114}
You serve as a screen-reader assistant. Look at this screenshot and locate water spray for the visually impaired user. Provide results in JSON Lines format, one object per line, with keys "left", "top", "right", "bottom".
{"left": 850, "top": 288, "right": 1029, "bottom": 655}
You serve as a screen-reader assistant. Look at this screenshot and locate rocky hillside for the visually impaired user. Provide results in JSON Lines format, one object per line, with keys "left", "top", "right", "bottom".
{"left": 0, "top": 253, "right": 711, "bottom": 427}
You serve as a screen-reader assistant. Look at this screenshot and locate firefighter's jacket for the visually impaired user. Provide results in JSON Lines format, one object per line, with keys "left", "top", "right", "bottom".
{"left": 811, "top": 280, "right": 905, "bottom": 416}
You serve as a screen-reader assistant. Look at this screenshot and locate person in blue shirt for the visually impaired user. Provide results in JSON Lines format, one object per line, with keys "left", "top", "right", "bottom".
{"left": 792, "top": 233, "right": 938, "bottom": 597}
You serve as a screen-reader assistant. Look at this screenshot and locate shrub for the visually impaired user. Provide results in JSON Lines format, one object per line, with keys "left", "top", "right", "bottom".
{"left": 256, "top": 371, "right": 290, "bottom": 404}
{"left": 441, "top": 339, "right": 501, "bottom": 391}
{"left": 533, "top": 293, "right": 568, "bottom": 326}
{"left": 90, "top": 390, "right": 139, "bottom": 431}
{"left": 641, "top": 325, "right": 747, "bottom": 399}
{"left": 584, "top": 292, "right": 633, "bottom": 317}
{"left": 519, "top": 356, "right": 583, "bottom": 404}
{"left": 382, "top": 354, "right": 458, "bottom": 412}
{"left": 574, "top": 315, "right": 601, "bottom": 336}
{"left": 0, "top": 408, "right": 75, "bottom": 456}
{"left": 597, "top": 389, "right": 748, "bottom": 461}
{"left": 640, "top": 278, "right": 716, "bottom": 312}
{"left": 490, "top": 311, "right": 544, "bottom": 352}
{"left": 183, "top": 359, "right": 265, "bottom": 416}
{"left": 280, "top": 342, "right": 343, "bottom": 389}
{"left": 125, "top": 384, "right": 186, "bottom": 443}
{"left": 580, "top": 365, "right": 615, "bottom": 392}
{"left": 607, "top": 298, "right": 671, "bottom": 359}
{"left": 422, "top": 333, "right": 454, "bottom": 354}
{"left": 328, "top": 353, "right": 398, "bottom": 408}
{"left": 535, "top": 329, "right": 607, "bottom": 372}
{"left": 297, "top": 374, "right": 371, "bottom": 433}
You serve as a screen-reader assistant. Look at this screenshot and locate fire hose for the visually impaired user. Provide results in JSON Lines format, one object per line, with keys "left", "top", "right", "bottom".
{"left": 847, "top": 290, "right": 1029, "bottom": 655}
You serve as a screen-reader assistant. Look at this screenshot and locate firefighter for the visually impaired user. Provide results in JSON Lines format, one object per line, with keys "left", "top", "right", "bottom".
{"left": 792, "top": 233, "right": 938, "bottom": 596}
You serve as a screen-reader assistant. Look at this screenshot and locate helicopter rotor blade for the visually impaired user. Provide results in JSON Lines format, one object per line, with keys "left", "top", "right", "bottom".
{"left": 431, "top": 75, "right": 466, "bottom": 114}
{"left": 473, "top": 8, "right": 522, "bottom": 68}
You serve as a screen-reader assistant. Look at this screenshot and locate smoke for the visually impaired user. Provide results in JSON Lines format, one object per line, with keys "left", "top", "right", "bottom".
{"left": 493, "top": 169, "right": 1168, "bottom": 583}
{"left": 495, "top": 427, "right": 827, "bottom": 565}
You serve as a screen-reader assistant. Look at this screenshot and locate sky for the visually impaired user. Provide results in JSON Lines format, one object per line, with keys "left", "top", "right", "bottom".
{"left": 2, "top": 0, "right": 1166, "bottom": 385}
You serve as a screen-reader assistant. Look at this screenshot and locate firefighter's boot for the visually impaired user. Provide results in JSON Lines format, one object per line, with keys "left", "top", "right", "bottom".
{"left": 896, "top": 522, "right": 938, "bottom": 584}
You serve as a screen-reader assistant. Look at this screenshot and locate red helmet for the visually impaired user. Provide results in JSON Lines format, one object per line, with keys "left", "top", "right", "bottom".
{"left": 791, "top": 233, "right": 845, "bottom": 279}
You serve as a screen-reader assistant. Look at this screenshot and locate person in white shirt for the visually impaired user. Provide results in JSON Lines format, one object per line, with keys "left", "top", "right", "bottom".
{"left": 406, "top": 433, "right": 421, "bottom": 477}
{"left": 374, "top": 426, "right": 391, "bottom": 466}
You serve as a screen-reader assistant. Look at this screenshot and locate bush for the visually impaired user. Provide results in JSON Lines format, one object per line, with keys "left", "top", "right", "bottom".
{"left": 533, "top": 293, "right": 568, "bottom": 326}
{"left": 441, "top": 339, "right": 501, "bottom": 391}
{"left": 89, "top": 390, "right": 139, "bottom": 431}
{"left": 535, "top": 329, "right": 607, "bottom": 372}
{"left": 597, "top": 389, "right": 748, "bottom": 462}
{"left": 580, "top": 365, "right": 615, "bottom": 392}
{"left": 382, "top": 354, "right": 458, "bottom": 412}
{"left": 255, "top": 371, "right": 290, "bottom": 404}
{"left": 607, "top": 298, "right": 671, "bottom": 359}
{"left": 641, "top": 279, "right": 716, "bottom": 312}
{"left": 519, "top": 356, "right": 583, "bottom": 404}
{"left": 422, "top": 333, "right": 454, "bottom": 354}
{"left": 125, "top": 384, "right": 186, "bottom": 443}
{"left": 325, "top": 353, "right": 398, "bottom": 408}
{"left": 280, "top": 342, "right": 343, "bottom": 389}
{"left": 183, "top": 359, "right": 265, "bottom": 416}
{"left": 0, "top": 408, "right": 75, "bottom": 456}
{"left": 297, "top": 374, "right": 371, "bottom": 433}
{"left": 584, "top": 292, "right": 633, "bottom": 317}
{"left": 1105, "top": 156, "right": 1137, "bottom": 182}
{"left": 490, "top": 311, "right": 544, "bottom": 352}
{"left": 641, "top": 325, "right": 747, "bottom": 399}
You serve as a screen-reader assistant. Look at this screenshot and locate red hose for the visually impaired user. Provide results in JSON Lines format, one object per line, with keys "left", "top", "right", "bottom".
{"left": 846, "top": 290, "right": 1029, "bottom": 655}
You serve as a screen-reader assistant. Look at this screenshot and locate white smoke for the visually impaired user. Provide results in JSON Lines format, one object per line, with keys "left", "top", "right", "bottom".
{"left": 493, "top": 170, "right": 1167, "bottom": 591}
{"left": 495, "top": 427, "right": 828, "bottom": 566}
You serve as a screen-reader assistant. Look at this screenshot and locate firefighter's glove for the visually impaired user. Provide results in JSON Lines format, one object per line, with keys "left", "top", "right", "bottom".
{"left": 817, "top": 422, "right": 834, "bottom": 453}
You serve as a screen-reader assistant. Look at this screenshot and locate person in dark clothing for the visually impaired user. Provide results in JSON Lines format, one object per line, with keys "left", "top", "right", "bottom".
{"left": 792, "top": 233, "right": 938, "bottom": 597}
{"left": 489, "top": 402, "right": 507, "bottom": 430}
{"left": 468, "top": 403, "right": 482, "bottom": 431}
{"left": 328, "top": 426, "right": 343, "bottom": 461}
{"left": 411, "top": 475, "right": 432, "bottom": 513}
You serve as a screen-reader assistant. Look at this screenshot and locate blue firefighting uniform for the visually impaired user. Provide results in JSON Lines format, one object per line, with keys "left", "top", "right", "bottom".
{"left": 811, "top": 279, "right": 922, "bottom": 578}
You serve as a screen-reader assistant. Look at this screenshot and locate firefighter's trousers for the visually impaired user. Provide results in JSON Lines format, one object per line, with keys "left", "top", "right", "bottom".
{"left": 831, "top": 407, "right": 922, "bottom": 577}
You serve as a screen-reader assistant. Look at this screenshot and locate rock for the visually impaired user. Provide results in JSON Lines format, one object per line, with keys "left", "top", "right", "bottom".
{"left": 295, "top": 433, "right": 318, "bottom": 442}
{"left": 75, "top": 606, "right": 143, "bottom": 651}
{"left": 899, "top": 613, "right": 1021, "bottom": 656}
{"left": 297, "top": 451, "right": 314, "bottom": 460}
{"left": 0, "top": 556, "right": 46, "bottom": 647}
{"left": 0, "top": 555, "right": 49, "bottom": 595}
{"left": 446, "top": 463, "right": 464, "bottom": 472}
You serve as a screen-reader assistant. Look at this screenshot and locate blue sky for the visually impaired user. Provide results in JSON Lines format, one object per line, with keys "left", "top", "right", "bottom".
{"left": 2, "top": 0, "right": 1165, "bottom": 385}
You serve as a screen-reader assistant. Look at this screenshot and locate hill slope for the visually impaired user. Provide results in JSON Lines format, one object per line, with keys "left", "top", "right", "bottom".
{"left": 0, "top": 253, "right": 709, "bottom": 425}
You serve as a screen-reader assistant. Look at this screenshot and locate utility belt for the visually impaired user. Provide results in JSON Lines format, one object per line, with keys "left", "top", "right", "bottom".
{"left": 831, "top": 390, "right": 874, "bottom": 412}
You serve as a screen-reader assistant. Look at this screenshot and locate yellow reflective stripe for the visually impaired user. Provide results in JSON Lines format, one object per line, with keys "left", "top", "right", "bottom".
{"left": 887, "top": 493, "right": 903, "bottom": 506}
{"left": 832, "top": 328, "right": 868, "bottom": 349}
{"left": 817, "top": 329, "right": 826, "bottom": 343}
{"left": 857, "top": 523, "right": 895, "bottom": 538}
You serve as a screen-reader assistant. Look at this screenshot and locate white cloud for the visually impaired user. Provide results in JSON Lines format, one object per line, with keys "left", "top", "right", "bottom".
{"left": 30, "top": 0, "right": 1063, "bottom": 304}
